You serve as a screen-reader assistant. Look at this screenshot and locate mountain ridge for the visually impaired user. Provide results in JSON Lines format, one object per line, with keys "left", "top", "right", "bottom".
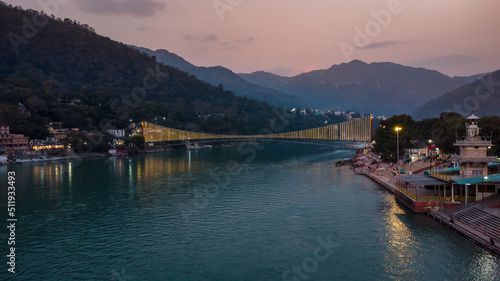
{"left": 412, "top": 70, "right": 500, "bottom": 119}
{"left": 239, "top": 60, "right": 481, "bottom": 115}
{"left": 134, "top": 46, "right": 309, "bottom": 109}
{"left": 133, "top": 46, "right": 488, "bottom": 117}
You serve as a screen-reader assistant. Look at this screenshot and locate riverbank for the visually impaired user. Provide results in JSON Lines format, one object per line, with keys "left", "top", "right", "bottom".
{"left": 2, "top": 152, "right": 108, "bottom": 165}
{"left": 2, "top": 140, "right": 261, "bottom": 165}
{"left": 352, "top": 150, "right": 500, "bottom": 257}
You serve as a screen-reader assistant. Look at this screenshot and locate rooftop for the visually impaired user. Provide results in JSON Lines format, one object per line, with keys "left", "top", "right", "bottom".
{"left": 454, "top": 137, "right": 493, "bottom": 147}
{"left": 466, "top": 114, "right": 480, "bottom": 120}
{"left": 449, "top": 155, "right": 500, "bottom": 163}
{"left": 399, "top": 174, "right": 450, "bottom": 186}
{"left": 452, "top": 174, "right": 500, "bottom": 185}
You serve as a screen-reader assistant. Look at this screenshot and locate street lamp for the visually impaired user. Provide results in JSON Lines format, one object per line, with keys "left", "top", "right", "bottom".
{"left": 410, "top": 156, "right": 414, "bottom": 175}
{"left": 395, "top": 127, "right": 402, "bottom": 174}
{"left": 466, "top": 183, "right": 470, "bottom": 208}
{"left": 482, "top": 175, "right": 488, "bottom": 210}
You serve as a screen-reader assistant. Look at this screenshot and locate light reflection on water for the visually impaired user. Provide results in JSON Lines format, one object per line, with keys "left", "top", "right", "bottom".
{"left": 0, "top": 143, "right": 499, "bottom": 280}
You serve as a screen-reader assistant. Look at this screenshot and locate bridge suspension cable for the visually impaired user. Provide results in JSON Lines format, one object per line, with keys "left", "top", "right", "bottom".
{"left": 141, "top": 115, "right": 373, "bottom": 143}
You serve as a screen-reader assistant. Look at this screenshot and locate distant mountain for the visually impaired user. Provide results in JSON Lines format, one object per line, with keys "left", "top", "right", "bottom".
{"left": 412, "top": 70, "right": 500, "bottom": 119}
{"left": 452, "top": 73, "right": 488, "bottom": 84}
{"left": 240, "top": 60, "right": 477, "bottom": 116}
{"left": 134, "top": 47, "right": 308, "bottom": 109}
{"left": 239, "top": 71, "right": 289, "bottom": 90}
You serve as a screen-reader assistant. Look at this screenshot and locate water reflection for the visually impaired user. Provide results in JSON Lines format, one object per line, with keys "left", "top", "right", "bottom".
{"left": 469, "top": 251, "right": 500, "bottom": 280}
{"left": 19, "top": 151, "right": 216, "bottom": 200}
{"left": 31, "top": 163, "right": 65, "bottom": 189}
{"left": 3, "top": 144, "right": 499, "bottom": 281}
{"left": 380, "top": 196, "right": 421, "bottom": 278}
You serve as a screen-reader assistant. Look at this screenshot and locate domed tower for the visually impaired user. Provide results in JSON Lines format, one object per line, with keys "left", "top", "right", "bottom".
{"left": 450, "top": 113, "right": 498, "bottom": 178}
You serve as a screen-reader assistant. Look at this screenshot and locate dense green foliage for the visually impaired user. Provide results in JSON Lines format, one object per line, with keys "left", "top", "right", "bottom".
{"left": 125, "top": 135, "right": 145, "bottom": 149}
{"left": 0, "top": 3, "right": 348, "bottom": 143}
{"left": 374, "top": 113, "right": 500, "bottom": 159}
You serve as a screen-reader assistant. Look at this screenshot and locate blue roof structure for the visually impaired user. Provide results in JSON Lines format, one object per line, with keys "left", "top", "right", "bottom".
{"left": 433, "top": 163, "right": 500, "bottom": 173}
{"left": 452, "top": 174, "right": 500, "bottom": 185}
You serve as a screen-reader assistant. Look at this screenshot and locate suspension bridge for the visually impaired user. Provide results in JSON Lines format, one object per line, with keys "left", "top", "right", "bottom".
{"left": 141, "top": 115, "right": 373, "bottom": 144}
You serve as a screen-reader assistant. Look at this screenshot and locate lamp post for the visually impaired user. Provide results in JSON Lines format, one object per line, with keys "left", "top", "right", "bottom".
{"left": 410, "top": 156, "right": 414, "bottom": 175}
{"left": 395, "top": 127, "right": 402, "bottom": 174}
{"left": 466, "top": 183, "right": 470, "bottom": 208}
{"left": 482, "top": 175, "right": 488, "bottom": 211}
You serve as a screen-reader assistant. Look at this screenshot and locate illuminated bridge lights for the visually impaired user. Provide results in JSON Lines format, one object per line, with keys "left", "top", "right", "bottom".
{"left": 141, "top": 115, "right": 373, "bottom": 143}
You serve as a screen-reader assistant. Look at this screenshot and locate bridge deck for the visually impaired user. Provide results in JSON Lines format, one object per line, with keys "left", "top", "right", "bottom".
{"left": 141, "top": 116, "right": 373, "bottom": 143}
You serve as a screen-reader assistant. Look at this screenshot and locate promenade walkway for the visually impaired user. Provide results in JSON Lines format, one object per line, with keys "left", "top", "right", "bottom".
{"left": 428, "top": 199, "right": 500, "bottom": 257}
{"left": 355, "top": 159, "right": 500, "bottom": 257}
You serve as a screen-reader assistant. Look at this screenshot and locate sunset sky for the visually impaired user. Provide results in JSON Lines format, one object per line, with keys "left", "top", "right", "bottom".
{"left": 6, "top": 0, "right": 500, "bottom": 77}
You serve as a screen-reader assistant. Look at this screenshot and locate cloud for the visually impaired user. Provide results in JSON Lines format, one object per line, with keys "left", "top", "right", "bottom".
{"left": 203, "top": 34, "right": 219, "bottom": 43}
{"left": 184, "top": 34, "right": 219, "bottom": 44}
{"left": 410, "top": 55, "right": 480, "bottom": 67}
{"left": 236, "top": 37, "right": 255, "bottom": 44}
{"left": 137, "top": 26, "right": 155, "bottom": 32}
{"left": 184, "top": 34, "right": 255, "bottom": 50}
{"left": 356, "top": 40, "right": 401, "bottom": 50}
{"left": 76, "top": 0, "right": 166, "bottom": 17}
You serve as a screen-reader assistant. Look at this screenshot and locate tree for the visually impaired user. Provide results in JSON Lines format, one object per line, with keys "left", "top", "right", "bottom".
{"left": 125, "top": 135, "right": 145, "bottom": 149}
{"left": 429, "top": 113, "right": 465, "bottom": 154}
{"left": 373, "top": 114, "right": 417, "bottom": 160}
{"left": 479, "top": 116, "right": 500, "bottom": 156}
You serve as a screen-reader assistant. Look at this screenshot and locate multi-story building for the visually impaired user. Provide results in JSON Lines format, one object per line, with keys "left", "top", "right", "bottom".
{"left": 46, "top": 122, "right": 79, "bottom": 142}
{"left": 0, "top": 124, "right": 29, "bottom": 156}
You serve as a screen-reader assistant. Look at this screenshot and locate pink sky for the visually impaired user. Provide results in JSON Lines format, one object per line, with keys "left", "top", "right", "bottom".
{"left": 6, "top": 0, "right": 500, "bottom": 77}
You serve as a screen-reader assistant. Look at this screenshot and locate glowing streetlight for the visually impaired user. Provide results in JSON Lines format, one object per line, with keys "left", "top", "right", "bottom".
{"left": 466, "top": 183, "right": 470, "bottom": 207}
{"left": 395, "top": 127, "right": 402, "bottom": 173}
{"left": 410, "top": 155, "right": 414, "bottom": 175}
{"left": 482, "top": 175, "right": 488, "bottom": 210}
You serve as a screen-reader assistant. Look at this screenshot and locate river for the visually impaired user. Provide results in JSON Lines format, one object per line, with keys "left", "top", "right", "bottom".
{"left": 1, "top": 143, "right": 499, "bottom": 280}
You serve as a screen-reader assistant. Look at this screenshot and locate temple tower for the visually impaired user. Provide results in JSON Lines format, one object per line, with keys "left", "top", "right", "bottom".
{"left": 451, "top": 114, "right": 498, "bottom": 178}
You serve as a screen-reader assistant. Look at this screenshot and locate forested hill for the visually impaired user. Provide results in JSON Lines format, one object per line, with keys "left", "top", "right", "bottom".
{"left": 412, "top": 70, "right": 500, "bottom": 119}
{"left": 134, "top": 46, "right": 309, "bottom": 109}
{"left": 0, "top": 3, "right": 339, "bottom": 139}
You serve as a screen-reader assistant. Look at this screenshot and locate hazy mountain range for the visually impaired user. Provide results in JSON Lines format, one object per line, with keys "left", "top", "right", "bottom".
{"left": 413, "top": 70, "right": 500, "bottom": 119}
{"left": 134, "top": 47, "right": 308, "bottom": 109}
{"left": 240, "top": 61, "right": 486, "bottom": 116}
{"left": 137, "top": 47, "right": 490, "bottom": 117}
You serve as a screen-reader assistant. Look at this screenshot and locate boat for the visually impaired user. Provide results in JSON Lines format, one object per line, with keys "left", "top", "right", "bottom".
{"left": 186, "top": 143, "right": 212, "bottom": 150}
{"left": 107, "top": 148, "right": 128, "bottom": 156}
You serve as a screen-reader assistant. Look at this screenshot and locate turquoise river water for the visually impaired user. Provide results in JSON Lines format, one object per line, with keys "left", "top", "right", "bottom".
{"left": 1, "top": 143, "right": 499, "bottom": 280}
